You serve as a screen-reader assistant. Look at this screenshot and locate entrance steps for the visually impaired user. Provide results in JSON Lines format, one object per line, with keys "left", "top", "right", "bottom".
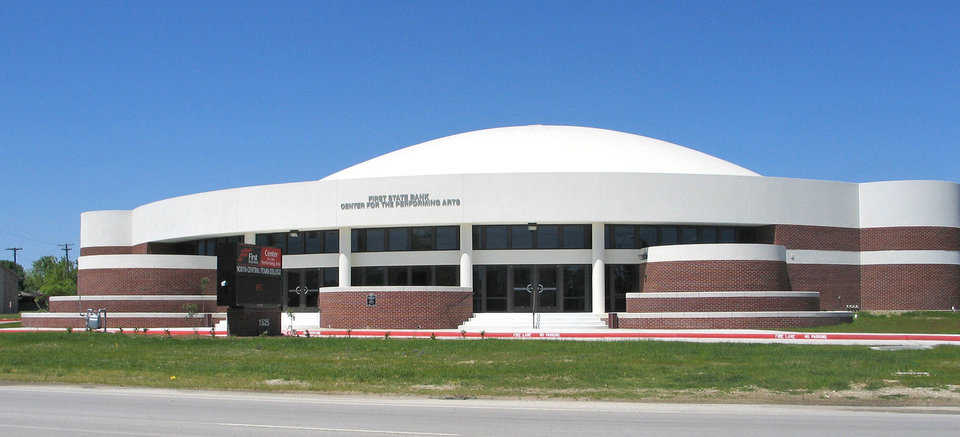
{"left": 458, "top": 313, "right": 607, "bottom": 331}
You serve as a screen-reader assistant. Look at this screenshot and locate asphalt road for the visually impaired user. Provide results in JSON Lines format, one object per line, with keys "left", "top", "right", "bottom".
{"left": 0, "top": 385, "right": 957, "bottom": 436}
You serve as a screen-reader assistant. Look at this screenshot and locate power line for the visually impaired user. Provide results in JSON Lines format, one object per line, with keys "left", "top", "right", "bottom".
{"left": 58, "top": 243, "right": 73, "bottom": 261}
{"left": 4, "top": 247, "right": 22, "bottom": 265}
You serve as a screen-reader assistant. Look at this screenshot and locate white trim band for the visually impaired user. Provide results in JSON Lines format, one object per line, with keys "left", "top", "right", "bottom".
{"left": 50, "top": 295, "right": 217, "bottom": 302}
{"left": 282, "top": 253, "right": 340, "bottom": 269}
{"left": 625, "top": 291, "right": 819, "bottom": 299}
{"left": 615, "top": 311, "right": 854, "bottom": 319}
{"left": 860, "top": 250, "right": 960, "bottom": 265}
{"left": 786, "top": 250, "right": 860, "bottom": 265}
{"left": 78, "top": 255, "right": 216, "bottom": 270}
{"left": 318, "top": 286, "right": 472, "bottom": 293}
{"left": 646, "top": 244, "right": 786, "bottom": 262}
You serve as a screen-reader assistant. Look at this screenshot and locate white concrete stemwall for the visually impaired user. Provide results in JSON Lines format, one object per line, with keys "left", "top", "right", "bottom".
{"left": 860, "top": 250, "right": 960, "bottom": 265}
{"left": 130, "top": 180, "right": 337, "bottom": 245}
{"left": 77, "top": 255, "right": 216, "bottom": 270}
{"left": 646, "top": 244, "right": 786, "bottom": 263}
{"left": 352, "top": 251, "right": 461, "bottom": 267}
{"left": 282, "top": 254, "right": 340, "bottom": 269}
{"left": 859, "top": 180, "right": 960, "bottom": 228}
{"left": 81, "top": 210, "right": 132, "bottom": 247}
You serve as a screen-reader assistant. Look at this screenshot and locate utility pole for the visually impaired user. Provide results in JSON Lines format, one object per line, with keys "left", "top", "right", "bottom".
{"left": 4, "top": 247, "right": 22, "bottom": 265}
{"left": 59, "top": 243, "right": 73, "bottom": 261}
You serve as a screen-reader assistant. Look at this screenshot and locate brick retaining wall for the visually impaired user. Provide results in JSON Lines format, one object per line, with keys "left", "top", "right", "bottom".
{"left": 643, "top": 260, "right": 790, "bottom": 292}
{"left": 319, "top": 290, "right": 473, "bottom": 329}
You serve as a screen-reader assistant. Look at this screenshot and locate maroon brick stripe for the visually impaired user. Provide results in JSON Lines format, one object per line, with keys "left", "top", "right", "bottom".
{"left": 643, "top": 260, "right": 790, "bottom": 292}
{"left": 319, "top": 290, "right": 473, "bottom": 329}
{"left": 78, "top": 268, "right": 216, "bottom": 296}
{"left": 861, "top": 227, "right": 960, "bottom": 251}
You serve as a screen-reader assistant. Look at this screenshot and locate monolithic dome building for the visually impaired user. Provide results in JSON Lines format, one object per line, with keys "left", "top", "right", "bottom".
{"left": 23, "top": 125, "right": 960, "bottom": 330}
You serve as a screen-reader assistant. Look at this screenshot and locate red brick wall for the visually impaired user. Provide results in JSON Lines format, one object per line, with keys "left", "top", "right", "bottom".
{"left": 627, "top": 295, "right": 819, "bottom": 312}
{"left": 78, "top": 268, "right": 216, "bottom": 295}
{"left": 22, "top": 315, "right": 224, "bottom": 329}
{"left": 861, "top": 227, "right": 960, "bottom": 251}
{"left": 319, "top": 290, "right": 473, "bottom": 329}
{"left": 618, "top": 315, "right": 852, "bottom": 329}
{"left": 80, "top": 246, "right": 131, "bottom": 256}
{"left": 786, "top": 264, "right": 861, "bottom": 310}
{"left": 773, "top": 225, "right": 860, "bottom": 251}
{"left": 49, "top": 298, "right": 223, "bottom": 313}
{"left": 860, "top": 264, "right": 960, "bottom": 310}
{"left": 643, "top": 261, "right": 790, "bottom": 292}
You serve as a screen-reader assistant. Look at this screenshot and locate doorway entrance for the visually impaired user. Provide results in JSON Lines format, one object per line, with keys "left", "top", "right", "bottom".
{"left": 472, "top": 264, "right": 591, "bottom": 313}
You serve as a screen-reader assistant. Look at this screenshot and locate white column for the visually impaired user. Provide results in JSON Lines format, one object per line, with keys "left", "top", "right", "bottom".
{"left": 459, "top": 224, "right": 473, "bottom": 288}
{"left": 338, "top": 227, "right": 351, "bottom": 287}
{"left": 591, "top": 223, "right": 606, "bottom": 314}
{"left": 243, "top": 233, "right": 256, "bottom": 244}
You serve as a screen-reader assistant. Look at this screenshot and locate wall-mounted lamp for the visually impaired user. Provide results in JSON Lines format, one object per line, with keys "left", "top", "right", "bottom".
{"left": 527, "top": 222, "right": 538, "bottom": 231}
{"left": 288, "top": 230, "right": 300, "bottom": 238}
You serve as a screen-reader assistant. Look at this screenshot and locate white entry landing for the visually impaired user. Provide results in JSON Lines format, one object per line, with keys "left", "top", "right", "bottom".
{"left": 458, "top": 313, "right": 607, "bottom": 331}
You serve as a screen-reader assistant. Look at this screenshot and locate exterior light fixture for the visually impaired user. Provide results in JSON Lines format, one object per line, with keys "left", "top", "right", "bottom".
{"left": 288, "top": 230, "right": 300, "bottom": 238}
{"left": 527, "top": 223, "right": 538, "bottom": 231}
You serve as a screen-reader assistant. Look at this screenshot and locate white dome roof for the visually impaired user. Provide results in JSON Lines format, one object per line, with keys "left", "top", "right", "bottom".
{"left": 323, "top": 125, "right": 759, "bottom": 180}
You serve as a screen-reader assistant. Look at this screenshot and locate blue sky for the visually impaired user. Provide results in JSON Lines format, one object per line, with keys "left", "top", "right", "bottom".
{"left": 1, "top": 1, "right": 958, "bottom": 269}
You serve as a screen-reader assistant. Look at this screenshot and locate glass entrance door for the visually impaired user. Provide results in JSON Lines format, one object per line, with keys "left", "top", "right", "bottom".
{"left": 473, "top": 264, "right": 591, "bottom": 313}
{"left": 510, "top": 265, "right": 560, "bottom": 313}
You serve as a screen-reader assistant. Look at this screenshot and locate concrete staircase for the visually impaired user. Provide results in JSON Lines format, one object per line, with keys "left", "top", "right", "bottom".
{"left": 458, "top": 312, "right": 607, "bottom": 331}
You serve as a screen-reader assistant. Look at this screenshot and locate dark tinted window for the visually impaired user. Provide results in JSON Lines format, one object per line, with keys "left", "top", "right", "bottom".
{"left": 435, "top": 266, "right": 459, "bottom": 286}
{"left": 613, "top": 225, "right": 635, "bottom": 249}
{"left": 305, "top": 269, "right": 320, "bottom": 289}
{"left": 388, "top": 267, "right": 409, "bottom": 285}
{"left": 436, "top": 226, "right": 459, "bottom": 250}
{"left": 286, "top": 233, "right": 304, "bottom": 254}
{"left": 485, "top": 226, "right": 508, "bottom": 249}
{"left": 321, "top": 267, "right": 338, "bottom": 287}
{"left": 411, "top": 227, "right": 434, "bottom": 250}
{"left": 366, "top": 229, "right": 385, "bottom": 251}
{"left": 324, "top": 230, "right": 339, "bottom": 253}
{"left": 701, "top": 227, "right": 717, "bottom": 244}
{"left": 351, "top": 230, "right": 363, "bottom": 252}
{"left": 719, "top": 227, "right": 736, "bottom": 243}
{"left": 364, "top": 267, "right": 385, "bottom": 286}
{"left": 660, "top": 227, "right": 678, "bottom": 245}
{"left": 511, "top": 226, "right": 533, "bottom": 249}
{"left": 411, "top": 266, "right": 430, "bottom": 285}
{"left": 562, "top": 225, "right": 589, "bottom": 249}
{"left": 679, "top": 227, "right": 698, "bottom": 244}
{"left": 388, "top": 228, "right": 408, "bottom": 251}
{"left": 636, "top": 226, "right": 658, "bottom": 248}
{"left": 305, "top": 231, "right": 324, "bottom": 253}
{"left": 537, "top": 225, "right": 560, "bottom": 249}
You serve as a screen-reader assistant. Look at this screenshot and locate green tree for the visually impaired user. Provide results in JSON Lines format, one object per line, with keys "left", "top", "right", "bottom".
{"left": 24, "top": 256, "right": 77, "bottom": 309}
{"left": 0, "top": 260, "right": 25, "bottom": 290}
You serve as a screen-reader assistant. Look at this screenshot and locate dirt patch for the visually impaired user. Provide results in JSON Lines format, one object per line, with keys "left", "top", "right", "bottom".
{"left": 263, "top": 379, "right": 309, "bottom": 387}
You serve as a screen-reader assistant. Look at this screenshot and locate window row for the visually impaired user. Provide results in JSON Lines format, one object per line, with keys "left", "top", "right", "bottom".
{"left": 351, "top": 226, "right": 459, "bottom": 252}
{"left": 472, "top": 224, "right": 591, "bottom": 250}
{"left": 257, "top": 230, "right": 339, "bottom": 255}
{"left": 193, "top": 236, "right": 244, "bottom": 256}
{"left": 350, "top": 265, "right": 460, "bottom": 287}
{"left": 604, "top": 225, "right": 765, "bottom": 249}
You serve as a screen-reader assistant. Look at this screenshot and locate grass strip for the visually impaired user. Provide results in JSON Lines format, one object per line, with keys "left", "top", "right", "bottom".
{"left": 796, "top": 311, "right": 960, "bottom": 334}
{"left": 1, "top": 332, "right": 958, "bottom": 403}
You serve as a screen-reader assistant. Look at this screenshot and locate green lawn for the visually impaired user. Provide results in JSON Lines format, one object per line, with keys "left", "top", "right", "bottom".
{"left": 0, "top": 313, "right": 19, "bottom": 319}
{"left": 797, "top": 311, "right": 960, "bottom": 334}
{"left": 1, "top": 332, "right": 958, "bottom": 404}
